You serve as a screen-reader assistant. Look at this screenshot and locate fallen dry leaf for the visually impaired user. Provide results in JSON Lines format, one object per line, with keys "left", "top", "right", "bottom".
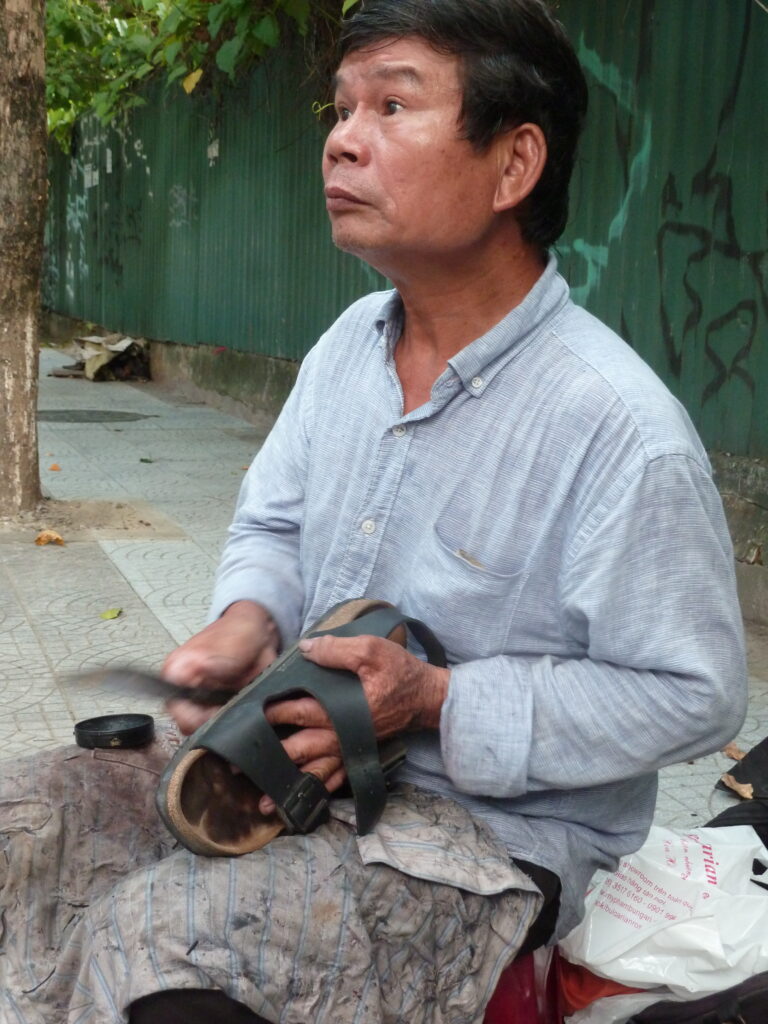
{"left": 35, "top": 529, "right": 65, "bottom": 546}
{"left": 745, "top": 544, "right": 763, "bottom": 566}
{"left": 722, "top": 741, "right": 748, "bottom": 761}
{"left": 720, "top": 773, "right": 754, "bottom": 799}
{"left": 100, "top": 608, "right": 123, "bottom": 620}
{"left": 48, "top": 463, "right": 61, "bottom": 471}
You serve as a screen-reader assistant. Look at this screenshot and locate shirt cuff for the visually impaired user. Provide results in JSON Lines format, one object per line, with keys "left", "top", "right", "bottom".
{"left": 440, "top": 656, "right": 533, "bottom": 799}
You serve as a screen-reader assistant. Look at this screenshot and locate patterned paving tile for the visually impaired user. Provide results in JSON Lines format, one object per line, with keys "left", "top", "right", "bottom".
{"left": 149, "top": 498, "right": 237, "bottom": 534}
{"left": 188, "top": 528, "right": 229, "bottom": 561}
{"left": 0, "top": 356, "right": 256, "bottom": 758}
{"left": 99, "top": 539, "right": 219, "bottom": 577}
{"left": 654, "top": 673, "right": 768, "bottom": 828}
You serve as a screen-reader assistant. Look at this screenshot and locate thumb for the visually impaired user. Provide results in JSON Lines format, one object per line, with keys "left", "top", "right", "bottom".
{"left": 298, "top": 634, "right": 351, "bottom": 668}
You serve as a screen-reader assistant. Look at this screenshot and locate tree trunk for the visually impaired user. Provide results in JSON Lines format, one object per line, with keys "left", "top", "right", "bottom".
{"left": 0, "top": 0, "right": 46, "bottom": 517}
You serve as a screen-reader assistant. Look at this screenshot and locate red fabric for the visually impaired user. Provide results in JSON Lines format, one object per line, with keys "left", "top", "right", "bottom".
{"left": 484, "top": 954, "right": 539, "bottom": 1024}
{"left": 557, "top": 956, "right": 645, "bottom": 1015}
{"left": 484, "top": 951, "right": 566, "bottom": 1024}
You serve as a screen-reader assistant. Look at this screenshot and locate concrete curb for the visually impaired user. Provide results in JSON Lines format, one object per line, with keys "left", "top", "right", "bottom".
{"left": 736, "top": 563, "right": 768, "bottom": 626}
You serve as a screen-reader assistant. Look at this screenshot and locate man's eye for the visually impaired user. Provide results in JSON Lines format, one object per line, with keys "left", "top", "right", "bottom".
{"left": 337, "top": 106, "right": 352, "bottom": 121}
{"left": 385, "top": 100, "right": 403, "bottom": 115}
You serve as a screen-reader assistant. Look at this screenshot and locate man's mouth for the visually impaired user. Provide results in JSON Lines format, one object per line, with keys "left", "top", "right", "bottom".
{"left": 325, "top": 186, "right": 367, "bottom": 211}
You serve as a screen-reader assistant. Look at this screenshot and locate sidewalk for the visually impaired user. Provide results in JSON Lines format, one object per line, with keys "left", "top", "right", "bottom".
{"left": 1, "top": 348, "right": 268, "bottom": 758}
{"left": 1, "top": 347, "right": 766, "bottom": 832}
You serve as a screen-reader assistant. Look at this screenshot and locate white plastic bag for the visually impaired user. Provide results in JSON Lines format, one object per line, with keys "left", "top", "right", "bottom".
{"left": 564, "top": 989, "right": 681, "bottom": 1024}
{"left": 559, "top": 824, "right": 768, "bottom": 997}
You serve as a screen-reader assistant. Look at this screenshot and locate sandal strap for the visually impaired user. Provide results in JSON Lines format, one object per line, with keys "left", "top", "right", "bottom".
{"left": 196, "top": 605, "right": 445, "bottom": 836}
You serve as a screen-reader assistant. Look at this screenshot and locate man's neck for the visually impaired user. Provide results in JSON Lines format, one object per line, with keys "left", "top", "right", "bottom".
{"left": 386, "top": 241, "right": 547, "bottom": 414}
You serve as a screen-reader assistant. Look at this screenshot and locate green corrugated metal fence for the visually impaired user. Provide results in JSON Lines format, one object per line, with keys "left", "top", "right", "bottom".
{"left": 44, "top": 1, "right": 768, "bottom": 455}
{"left": 45, "top": 48, "right": 385, "bottom": 362}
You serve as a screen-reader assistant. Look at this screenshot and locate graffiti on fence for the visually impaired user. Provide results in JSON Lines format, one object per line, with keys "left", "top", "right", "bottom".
{"left": 656, "top": 3, "right": 766, "bottom": 405}
{"left": 562, "top": 0, "right": 765, "bottom": 437}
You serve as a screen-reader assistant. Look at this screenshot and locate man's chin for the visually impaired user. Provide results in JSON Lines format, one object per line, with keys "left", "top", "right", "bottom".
{"left": 331, "top": 234, "right": 373, "bottom": 263}
{"left": 330, "top": 227, "right": 388, "bottom": 265}
{"left": 331, "top": 224, "right": 366, "bottom": 252}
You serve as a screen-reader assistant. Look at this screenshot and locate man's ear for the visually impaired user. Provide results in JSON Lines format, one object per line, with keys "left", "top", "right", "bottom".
{"left": 493, "top": 123, "right": 547, "bottom": 213}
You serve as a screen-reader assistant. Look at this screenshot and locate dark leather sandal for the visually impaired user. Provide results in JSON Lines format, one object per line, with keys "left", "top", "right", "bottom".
{"left": 156, "top": 598, "right": 446, "bottom": 856}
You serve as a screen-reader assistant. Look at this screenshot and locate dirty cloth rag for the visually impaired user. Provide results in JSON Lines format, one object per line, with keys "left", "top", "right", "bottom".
{"left": 0, "top": 739, "right": 541, "bottom": 1024}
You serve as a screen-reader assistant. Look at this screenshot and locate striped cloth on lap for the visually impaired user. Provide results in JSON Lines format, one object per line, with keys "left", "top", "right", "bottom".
{"left": 0, "top": 740, "right": 540, "bottom": 1023}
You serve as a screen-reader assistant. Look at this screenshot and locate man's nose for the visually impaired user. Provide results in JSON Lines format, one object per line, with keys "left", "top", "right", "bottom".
{"left": 324, "top": 112, "right": 369, "bottom": 166}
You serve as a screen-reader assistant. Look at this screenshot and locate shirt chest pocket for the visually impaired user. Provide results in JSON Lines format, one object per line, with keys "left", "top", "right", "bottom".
{"left": 403, "top": 522, "right": 529, "bottom": 664}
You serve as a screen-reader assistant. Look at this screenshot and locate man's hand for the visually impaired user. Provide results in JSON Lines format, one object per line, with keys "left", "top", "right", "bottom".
{"left": 257, "top": 634, "right": 450, "bottom": 815}
{"left": 162, "top": 600, "right": 280, "bottom": 735}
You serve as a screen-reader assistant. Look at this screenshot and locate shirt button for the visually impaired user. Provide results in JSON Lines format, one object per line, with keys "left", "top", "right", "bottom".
{"left": 361, "top": 519, "right": 376, "bottom": 535}
{"left": 392, "top": 425, "right": 406, "bottom": 437}
{"left": 471, "top": 376, "right": 483, "bottom": 390}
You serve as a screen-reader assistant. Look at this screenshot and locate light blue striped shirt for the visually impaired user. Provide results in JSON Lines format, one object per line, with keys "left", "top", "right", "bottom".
{"left": 211, "top": 257, "right": 747, "bottom": 938}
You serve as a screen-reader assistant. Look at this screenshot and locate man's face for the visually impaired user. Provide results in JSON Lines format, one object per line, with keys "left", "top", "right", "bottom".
{"left": 322, "top": 37, "right": 506, "bottom": 275}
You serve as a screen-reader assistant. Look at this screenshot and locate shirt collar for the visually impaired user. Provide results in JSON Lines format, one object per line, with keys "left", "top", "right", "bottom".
{"left": 373, "top": 253, "right": 570, "bottom": 397}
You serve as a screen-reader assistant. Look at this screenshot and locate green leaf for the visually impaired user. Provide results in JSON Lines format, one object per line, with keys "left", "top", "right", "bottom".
{"left": 166, "top": 61, "right": 190, "bottom": 84}
{"left": 342, "top": 0, "right": 360, "bottom": 13}
{"left": 45, "top": 0, "right": 349, "bottom": 146}
{"left": 122, "top": 94, "right": 148, "bottom": 111}
{"left": 235, "top": 8, "right": 252, "bottom": 36}
{"left": 281, "top": 0, "right": 310, "bottom": 33}
{"left": 160, "top": 7, "right": 183, "bottom": 35}
{"left": 215, "top": 34, "right": 244, "bottom": 76}
{"left": 254, "top": 12, "right": 279, "bottom": 48}
{"left": 100, "top": 608, "right": 123, "bottom": 620}
{"left": 163, "top": 38, "right": 183, "bottom": 64}
{"left": 127, "top": 33, "right": 155, "bottom": 56}
{"left": 207, "top": 1, "right": 232, "bottom": 41}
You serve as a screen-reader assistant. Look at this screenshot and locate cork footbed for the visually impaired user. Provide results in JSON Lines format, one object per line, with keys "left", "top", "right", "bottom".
{"left": 161, "top": 599, "right": 405, "bottom": 856}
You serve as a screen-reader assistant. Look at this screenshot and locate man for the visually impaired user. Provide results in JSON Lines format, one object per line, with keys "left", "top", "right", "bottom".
{"left": 0, "top": 1, "right": 747, "bottom": 1022}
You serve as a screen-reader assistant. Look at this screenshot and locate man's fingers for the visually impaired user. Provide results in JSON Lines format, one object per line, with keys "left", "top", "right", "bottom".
{"left": 298, "top": 633, "right": 388, "bottom": 672}
{"left": 166, "top": 698, "right": 217, "bottom": 736}
{"left": 323, "top": 764, "right": 347, "bottom": 794}
{"left": 258, "top": 755, "right": 345, "bottom": 815}
{"left": 254, "top": 645, "right": 279, "bottom": 675}
{"left": 161, "top": 650, "right": 210, "bottom": 687}
{"left": 281, "top": 726, "right": 340, "bottom": 763}
{"left": 257, "top": 726, "right": 341, "bottom": 813}
{"left": 160, "top": 602, "right": 281, "bottom": 694}
{"left": 264, "top": 696, "right": 333, "bottom": 729}
{"left": 304, "top": 756, "right": 344, "bottom": 786}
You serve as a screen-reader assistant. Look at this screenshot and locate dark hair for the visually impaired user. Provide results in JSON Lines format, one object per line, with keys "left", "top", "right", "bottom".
{"left": 338, "top": 0, "right": 588, "bottom": 249}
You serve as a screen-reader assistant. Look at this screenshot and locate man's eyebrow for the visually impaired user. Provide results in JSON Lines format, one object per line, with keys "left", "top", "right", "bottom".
{"left": 332, "top": 63, "right": 425, "bottom": 94}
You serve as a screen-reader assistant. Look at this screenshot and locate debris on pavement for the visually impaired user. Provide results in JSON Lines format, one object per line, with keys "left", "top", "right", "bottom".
{"left": 49, "top": 333, "right": 150, "bottom": 382}
{"left": 720, "top": 774, "right": 754, "bottom": 799}
{"left": 719, "top": 735, "right": 768, "bottom": 800}
{"left": 100, "top": 608, "right": 123, "bottom": 620}
{"left": 722, "top": 741, "right": 748, "bottom": 761}
{"left": 34, "top": 529, "right": 66, "bottom": 546}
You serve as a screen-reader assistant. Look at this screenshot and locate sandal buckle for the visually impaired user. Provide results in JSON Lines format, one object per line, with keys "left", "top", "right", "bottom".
{"left": 279, "top": 773, "right": 331, "bottom": 833}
